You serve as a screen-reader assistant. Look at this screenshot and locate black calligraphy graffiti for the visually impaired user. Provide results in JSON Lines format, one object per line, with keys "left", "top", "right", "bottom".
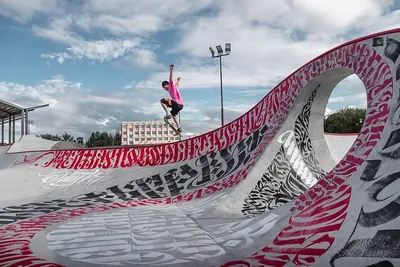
{"left": 0, "top": 124, "right": 269, "bottom": 225}
{"left": 293, "top": 84, "right": 326, "bottom": 180}
{"left": 241, "top": 84, "right": 326, "bottom": 216}
{"left": 379, "top": 128, "right": 400, "bottom": 158}
{"left": 330, "top": 159, "right": 400, "bottom": 266}
{"left": 366, "top": 261, "right": 395, "bottom": 267}
{"left": 241, "top": 147, "right": 308, "bottom": 216}
{"left": 384, "top": 37, "right": 400, "bottom": 63}
{"left": 330, "top": 34, "right": 400, "bottom": 267}
{"left": 372, "top": 37, "right": 384, "bottom": 47}
{"left": 396, "top": 64, "right": 400, "bottom": 81}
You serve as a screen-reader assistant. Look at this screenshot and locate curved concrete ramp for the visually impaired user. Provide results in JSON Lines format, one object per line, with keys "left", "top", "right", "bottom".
{"left": 324, "top": 133, "right": 358, "bottom": 164}
{"left": 1, "top": 29, "right": 400, "bottom": 267}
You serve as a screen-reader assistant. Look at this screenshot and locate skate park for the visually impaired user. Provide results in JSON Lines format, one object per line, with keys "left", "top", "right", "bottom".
{"left": 0, "top": 27, "right": 400, "bottom": 267}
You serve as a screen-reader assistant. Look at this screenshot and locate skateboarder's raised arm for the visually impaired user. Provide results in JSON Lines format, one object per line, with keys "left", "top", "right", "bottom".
{"left": 169, "top": 64, "right": 174, "bottom": 82}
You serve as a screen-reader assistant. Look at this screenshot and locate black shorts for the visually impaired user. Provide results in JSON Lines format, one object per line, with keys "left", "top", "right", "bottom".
{"left": 161, "top": 98, "right": 183, "bottom": 116}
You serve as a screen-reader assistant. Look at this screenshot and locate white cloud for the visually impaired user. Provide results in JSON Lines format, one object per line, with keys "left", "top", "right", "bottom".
{"left": 25, "top": 0, "right": 400, "bottom": 86}
{"left": 327, "top": 74, "right": 367, "bottom": 108}
{"left": 114, "top": 49, "right": 163, "bottom": 70}
{"left": 158, "top": 0, "right": 399, "bottom": 89}
{"left": 0, "top": 0, "right": 59, "bottom": 23}
{"left": 74, "top": 14, "right": 163, "bottom": 36}
{"left": 1, "top": 0, "right": 399, "bottom": 139}
{"left": 42, "top": 38, "right": 142, "bottom": 64}
{"left": 283, "top": 0, "right": 386, "bottom": 33}
{"left": 78, "top": 0, "right": 216, "bottom": 34}
{"left": 0, "top": 77, "right": 238, "bottom": 139}
{"left": 32, "top": 17, "right": 80, "bottom": 45}
{"left": 328, "top": 93, "right": 367, "bottom": 104}
{"left": 325, "top": 107, "right": 335, "bottom": 116}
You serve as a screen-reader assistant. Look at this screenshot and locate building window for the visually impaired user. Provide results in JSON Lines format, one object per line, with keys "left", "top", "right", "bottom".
{"left": 152, "top": 131, "right": 156, "bottom": 134}
{"left": 129, "top": 135, "right": 133, "bottom": 138}
{"left": 123, "top": 138, "right": 127, "bottom": 141}
{"left": 146, "top": 125, "right": 150, "bottom": 128}
{"left": 163, "top": 131, "right": 168, "bottom": 134}
{"left": 141, "top": 131, "right": 145, "bottom": 135}
{"left": 141, "top": 138, "right": 145, "bottom": 141}
{"left": 135, "top": 138, "right": 139, "bottom": 141}
{"left": 135, "top": 125, "right": 139, "bottom": 129}
{"left": 123, "top": 132, "right": 127, "bottom": 135}
{"left": 158, "top": 137, "right": 162, "bottom": 140}
{"left": 146, "top": 131, "right": 150, "bottom": 135}
{"left": 147, "top": 137, "right": 151, "bottom": 141}
{"left": 129, "top": 141, "right": 133, "bottom": 144}
{"left": 164, "top": 137, "right": 168, "bottom": 140}
{"left": 152, "top": 137, "right": 157, "bottom": 140}
{"left": 158, "top": 131, "right": 162, "bottom": 134}
{"left": 175, "top": 137, "right": 180, "bottom": 140}
{"left": 135, "top": 131, "right": 139, "bottom": 135}
{"left": 169, "top": 137, "right": 174, "bottom": 140}
{"left": 169, "top": 131, "right": 174, "bottom": 134}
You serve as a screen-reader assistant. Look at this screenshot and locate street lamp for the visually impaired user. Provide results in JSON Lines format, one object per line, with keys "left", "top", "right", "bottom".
{"left": 209, "top": 43, "right": 231, "bottom": 127}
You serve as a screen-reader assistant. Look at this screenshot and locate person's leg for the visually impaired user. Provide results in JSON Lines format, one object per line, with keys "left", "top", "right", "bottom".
{"left": 160, "top": 98, "right": 172, "bottom": 118}
{"left": 171, "top": 114, "right": 180, "bottom": 129}
{"left": 171, "top": 102, "right": 183, "bottom": 131}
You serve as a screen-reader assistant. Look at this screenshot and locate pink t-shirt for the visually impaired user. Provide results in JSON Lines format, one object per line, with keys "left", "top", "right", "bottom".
{"left": 168, "top": 78, "right": 184, "bottom": 105}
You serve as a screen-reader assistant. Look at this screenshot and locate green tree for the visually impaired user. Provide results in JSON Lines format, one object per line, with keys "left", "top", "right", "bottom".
{"left": 76, "top": 137, "right": 84, "bottom": 145}
{"left": 113, "top": 131, "right": 121, "bottom": 146}
{"left": 38, "top": 134, "right": 62, "bottom": 141}
{"left": 85, "top": 131, "right": 113, "bottom": 147}
{"left": 61, "top": 133, "right": 75, "bottom": 142}
{"left": 324, "top": 107, "right": 366, "bottom": 133}
{"left": 37, "top": 131, "right": 118, "bottom": 148}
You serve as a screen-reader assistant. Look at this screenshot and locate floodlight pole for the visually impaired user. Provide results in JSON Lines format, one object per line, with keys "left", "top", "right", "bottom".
{"left": 179, "top": 112, "right": 182, "bottom": 141}
{"left": 210, "top": 44, "right": 230, "bottom": 127}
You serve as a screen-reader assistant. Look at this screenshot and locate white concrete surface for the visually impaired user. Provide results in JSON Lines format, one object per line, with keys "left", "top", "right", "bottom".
{"left": 324, "top": 133, "right": 358, "bottom": 164}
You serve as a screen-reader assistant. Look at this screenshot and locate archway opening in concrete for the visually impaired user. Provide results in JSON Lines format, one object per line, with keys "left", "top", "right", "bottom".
{"left": 323, "top": 74, "right": 367, "bottom": 164}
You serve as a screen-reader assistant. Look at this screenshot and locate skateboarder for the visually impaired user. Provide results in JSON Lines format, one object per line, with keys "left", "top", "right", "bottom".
{"left": 160, "top": 63, "right": 183, "bottom": 132}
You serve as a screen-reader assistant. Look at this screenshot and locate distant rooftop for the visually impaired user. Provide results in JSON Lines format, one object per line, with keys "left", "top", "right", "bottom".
{"left": 0, "top": 99, "right": 23, "bottom": 121}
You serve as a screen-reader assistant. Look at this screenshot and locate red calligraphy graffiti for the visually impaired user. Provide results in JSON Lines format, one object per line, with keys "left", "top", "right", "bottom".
{"left": 1, "top": 30, "right": 398, "bottom": 267}
{"left": 222, "top": 33, "right": 394, "bottom": 266}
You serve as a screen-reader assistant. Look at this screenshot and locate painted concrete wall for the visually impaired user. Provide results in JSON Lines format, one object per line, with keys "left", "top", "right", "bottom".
{"left": 324, "top": 133, "right": 358, "bottom": 164}
{"left": 0, "top": 29, "right": 399, "bottom": 267}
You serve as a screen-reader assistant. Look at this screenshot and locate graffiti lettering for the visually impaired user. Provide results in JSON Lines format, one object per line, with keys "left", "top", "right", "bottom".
{"left": 40, "top": 169, "right": 111, "bottom": 191}
{"left": 277, "top": 130, "right": 317, "bottom": 186}
{"left": 330, "top": 161, "right": 400, "bottom": 266}
{"left": 224, "top": 33, "right": 394, "bottom": 267}
{"left": 242, "top": 84, "right": 326, "bottom": 216}
{"left": 0, "top": 124, "right": 269, "bottom": 225}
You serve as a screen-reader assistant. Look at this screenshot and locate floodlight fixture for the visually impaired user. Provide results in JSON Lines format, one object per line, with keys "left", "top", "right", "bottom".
{"left": 208, "top": 43, "right": 232, "bottom": 127}
{"left": 216, "top": 45, "right": 223, "bottom": 54}
{"left": 225, "top": 43, "right": 231, "bottom": 53}
{"left": 209, "top": 47, "right": 215, "bottom": 57}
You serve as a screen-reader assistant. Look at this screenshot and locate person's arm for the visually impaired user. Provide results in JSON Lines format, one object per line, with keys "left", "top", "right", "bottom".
{"left": 176, "top": 77, "right": 181, "bottom": 87}
{"left": 169, "top": 64, "right": 174, "bottom": 82}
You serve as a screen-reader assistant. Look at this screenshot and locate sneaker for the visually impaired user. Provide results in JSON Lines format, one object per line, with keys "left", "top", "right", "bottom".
{"left": 164, "top": 114, "right": 171, "bottom": 120}
{"left": 177, "top": 127, "right": 182, "bottom": 133}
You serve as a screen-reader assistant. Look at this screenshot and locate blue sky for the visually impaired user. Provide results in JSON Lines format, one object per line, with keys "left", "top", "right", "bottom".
{"left": 0, "top": 0, "right": 400, "bottom": 139}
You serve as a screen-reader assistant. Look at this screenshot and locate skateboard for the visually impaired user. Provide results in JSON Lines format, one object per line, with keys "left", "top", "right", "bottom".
{"left": 164, "top": 117, "right": 183, "bottom": 137}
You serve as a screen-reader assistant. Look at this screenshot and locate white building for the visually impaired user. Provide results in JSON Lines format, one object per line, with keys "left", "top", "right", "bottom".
{"left": 120, "top": 120, "right": 181, "bottom": 145}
